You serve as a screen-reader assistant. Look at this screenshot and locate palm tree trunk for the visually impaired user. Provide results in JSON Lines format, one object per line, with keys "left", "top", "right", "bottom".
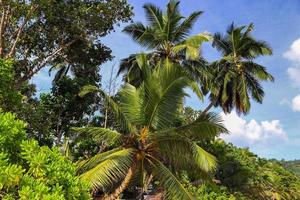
{"left": 102, "top": 164, "right": 135, "bottom": 200}
{"left": 104, "top": 108, "right": 108, "bottom": 128}
{"left": 201, "top": 102, "right": 214, "bottom": 115}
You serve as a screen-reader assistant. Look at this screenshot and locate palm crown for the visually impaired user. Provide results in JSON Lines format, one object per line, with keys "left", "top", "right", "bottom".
{"left": 120, "top": 0, "right": 211, "bottom": 87}
{"left": 74, "top": 55, "right": 227, "bottom": 199}
{"left": 208, "top": 23, "right": 274, "bottom": 114}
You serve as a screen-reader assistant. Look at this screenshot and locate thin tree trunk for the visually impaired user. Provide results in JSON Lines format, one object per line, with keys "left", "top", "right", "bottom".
{"left": 56, "top": 112, "right": 63, "bottom": 146}
{"left": 0, "top": 3, "right": 9, "bottom": 57}
{"left": 6, "top": 4, "right": 37, "bottom": 58}
{"left": 0, "top": 2, "right": 6, "bottom": 57}
{"left": 102, "top": 165, "right": 136, "bottom": 200}
{"left": 201, "top": 102, "right": 214, "bottom": 115}
{"left": 104, "top": 108, "right": 108, "bottom": 128}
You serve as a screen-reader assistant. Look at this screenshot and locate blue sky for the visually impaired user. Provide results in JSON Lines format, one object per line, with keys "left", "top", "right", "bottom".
{"left": 33, "top": 0, "right": 300, "bottom": 160}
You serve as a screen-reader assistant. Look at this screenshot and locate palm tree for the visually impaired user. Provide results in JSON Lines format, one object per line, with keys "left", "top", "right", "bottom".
{"left": 203, "top": 23, "right": 274, "bottom": 114}
{"left": 74, "top": 55, "right": 227, "bottom": 199}
{"left": 119, "top": 0, "right": 211, "bottom": 87}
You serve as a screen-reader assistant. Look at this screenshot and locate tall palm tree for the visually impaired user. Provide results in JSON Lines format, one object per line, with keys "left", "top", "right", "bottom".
{"left": 74, "top": 55, "right": 227, "bottom": 199}
{"left": 203, "top": 23, "right": 274, "bottom": 114}
{"left": 119, "top": 0, "right": 211, "bottom": 87}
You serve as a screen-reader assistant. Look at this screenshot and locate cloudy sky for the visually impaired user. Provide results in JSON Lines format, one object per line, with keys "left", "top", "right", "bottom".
{"left": 33, "top": 0, "right": 300, "bottom": 160}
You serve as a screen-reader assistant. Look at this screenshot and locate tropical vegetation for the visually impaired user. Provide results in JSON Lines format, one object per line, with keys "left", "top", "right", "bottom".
{"left": 0, "top": 0, "right": 299, "bottom": 199}
{"left": 74, "top": 55, "right": 226, "bottom": 199}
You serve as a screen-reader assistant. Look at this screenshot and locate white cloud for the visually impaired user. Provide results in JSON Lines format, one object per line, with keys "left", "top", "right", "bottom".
{"left": 283, "top": 38, "right": 300, "bottom": 63}
{"left": 292, "top": 95, "right": 300, "bottom": 112}
{"left": 220, "top": 112, "right": 288, "bottom": 148}
{"left": 287, "top": 67, "right": 300, "bottom": 87}
{"left": 284, "top": 37, "right": 300, "bottom": 87}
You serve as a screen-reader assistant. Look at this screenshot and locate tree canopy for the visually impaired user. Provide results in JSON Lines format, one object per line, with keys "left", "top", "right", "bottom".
{"left": 0, "top": 0, "right": 133, "bottom": 87}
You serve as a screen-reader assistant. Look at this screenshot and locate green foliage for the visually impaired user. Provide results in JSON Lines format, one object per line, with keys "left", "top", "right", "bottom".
{"left": 0, "top": 59, "right": 22, "bottom": 110}
{"left": 120, "top": 0, "right": 211, "bottom": 87}
{"left": 20, "top": 74, "right": 102, "bottom": 146}
{"left": 1, "top": 0, "right": 133, "bottom": 86}
{"left": 0, "top": 111, "right": 91, "bottom": 199}
{"left": 281, "top": 160, "right": 300, "bottom": 178}
{"left": 181, "top": 174, "right": 248, "bottom": 200}
{"left": 74, "top": 58, "right": 227, "bottom": 199}
{"left": 209, "top": 23, "right": 274, "bottom": 114}
{"left": 18, "top": 140, "right": 91, "bottom": 200}
{"left": 208, "top": 140, "right": 300, "bottom": 200}
{"left": 0, "top": 153, "right": 24, "bottom": 192}
{"left": 0, "top": 112, "right": 26, "bottom": 161}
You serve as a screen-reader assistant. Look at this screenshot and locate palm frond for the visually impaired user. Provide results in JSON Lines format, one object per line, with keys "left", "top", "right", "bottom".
{"left": 147, "top": 156, "right": 195, "bottom": 200}
{"left": 243, "top": 61, "right": 274, "bottom": 81}
{"left": 188, "top": 81, "right": 204, "bottom": 101}
{"left": 244, "top": 72, "right": 264, "bottom": 103}
{"left": 173, "top": 33, "right": 211, "bottom": 60}
{"left": 143, "top": 63, "right": 190, "bottom": 130}
{"left": 79, "top": 148, "right": 136, "bottom": 190}
{"left": 77, "top": 148, "right": 123, "bottom": 173}
{"left": 173, "top": 11, "right": 203, "bottom": 42}
{"left": 152, "top": 132, "right": 217, "bottom": 172}
{"left": 79, "top": 85, "right": 99, "bottom": 97}
{"left": 143, "top": 3, "right": 164, "bottom": 30}
{"left": 119, "top": 83, "right": 144, "bottom": 125}
{"left": 118, "top": 54, "right": 139, "bottom": 76}
{"left": 80, "top": 85, "right": 134, "bottom": 133}
{"left": 166, "top": 112, "right": 227, "bottom": 140}
{"left": 212, "top": 32, "right": 231, "bottom": 55}
{"left": 123, "top": 22, "right": 157, "bottom": 49}
{"left": 71, "top": 127, "right": 123, "bottom": 145}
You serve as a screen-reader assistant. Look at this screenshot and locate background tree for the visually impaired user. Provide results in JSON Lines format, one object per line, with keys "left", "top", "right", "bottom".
{"left": 203, "top": 23, "right": 274, "bottom": 114}
{"left": 208, "top": 139, "right": 300, "bottom": 200}
{"left": 0, "top": 0, "right": 132, "bottom": 88}
{"left": 120, "top": 0, "right": 211, "bottom": 87}
{"left": 0, "top": 59, "right": 22, "bottom": 111}
{"left": 22, "top": 67, "right": 101, "bottom": 146}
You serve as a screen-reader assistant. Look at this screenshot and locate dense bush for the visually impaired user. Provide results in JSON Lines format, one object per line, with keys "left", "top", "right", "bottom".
{"left": 208, "top": 140, "right": 300, "bottom": 200}
{"left": 0, "top": 111, "right": 91, "bottom": 200}
{"left": 181, "top": 174, "right": 248, "bottom": 200}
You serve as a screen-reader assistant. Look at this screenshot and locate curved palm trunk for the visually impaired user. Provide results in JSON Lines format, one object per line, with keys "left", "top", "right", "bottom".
{"left": 202, "top": 102, "right": 214, "bottom": 115}
{"left": 102, "top": 164, "right": 135, "bottom": 200}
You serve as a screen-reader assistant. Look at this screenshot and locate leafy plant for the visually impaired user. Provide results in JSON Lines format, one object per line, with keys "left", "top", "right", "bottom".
{"left": 208, "top": 139, "right": 300, "bottom": 200}
{"left": 0, "top": 111, "right": 91, "bottom": 200}
{"left": 74, "top": 55, "right": 227, "bottom": 199}
{"left": 0, "top": 59, "right": 22, "bottom": 110}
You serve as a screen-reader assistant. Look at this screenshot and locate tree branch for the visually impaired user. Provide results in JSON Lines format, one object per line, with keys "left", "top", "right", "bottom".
{"left": 0, "top": 4, "right": 5, "bottom": 57}
{"left": 15, "top": 39, "right": 78, "bottom": 89}
{"left": 6, "top": 4, "right": 37, "bottom": 58}
{"left": 0, "top": 2, "right": 9, "bottom": 57}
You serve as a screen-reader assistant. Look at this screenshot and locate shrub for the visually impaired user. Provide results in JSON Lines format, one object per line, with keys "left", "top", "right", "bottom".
{"left": 0, "top": 111, "right": 91, "bottom": 199}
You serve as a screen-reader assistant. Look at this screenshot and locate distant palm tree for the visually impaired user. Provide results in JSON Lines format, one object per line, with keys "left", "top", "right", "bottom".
{"left": 74, "top": 55, "right": 227, "bottom": 199}
{"left": 203, "top": 23, "right": 274, "bottom": 114}
{"left": 120, "top": 0, "right": 211, "bottom": 87}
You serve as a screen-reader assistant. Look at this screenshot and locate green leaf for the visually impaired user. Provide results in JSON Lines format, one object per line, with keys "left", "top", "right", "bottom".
{"left": 79, "top": 148, "right": 136, "bottom": 190}
{"left": 147, "top": 156, "right": 195, "bottom": 200}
